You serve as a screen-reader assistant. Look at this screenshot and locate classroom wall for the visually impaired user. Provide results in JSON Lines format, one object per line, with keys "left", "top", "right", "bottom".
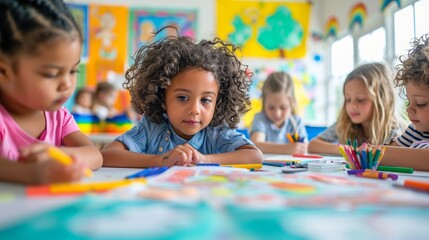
{"left": 64, "top": 0, "right": 417, "bottom": 127}
{"left": 65, "top": 0, "right": 329, "bottom": 127}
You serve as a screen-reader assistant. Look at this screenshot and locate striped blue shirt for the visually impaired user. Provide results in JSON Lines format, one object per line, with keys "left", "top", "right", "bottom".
{"left": 395, "top": 124, "right": 429, "bottom": 149}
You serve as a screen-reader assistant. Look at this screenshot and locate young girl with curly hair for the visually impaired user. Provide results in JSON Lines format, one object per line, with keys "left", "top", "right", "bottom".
{"left": 308, "top": 62, "right": 405, "bottom": 155}
{"left": 381, "top": 33, "right": 429, "bottom": 171}
{"left": 102, "top": 28, "right": 263, "bottom": 167}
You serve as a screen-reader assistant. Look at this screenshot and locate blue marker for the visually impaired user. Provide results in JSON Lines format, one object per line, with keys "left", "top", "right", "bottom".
{"left": 125, "top": 167, "right": 169, "bottom": 179}
{"left": 196, "top": 163, "right": 220, "bottom": 166}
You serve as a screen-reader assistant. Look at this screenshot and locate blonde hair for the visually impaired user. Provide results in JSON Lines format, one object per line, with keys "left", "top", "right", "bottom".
{"left": 261, "top": 72, "right": 297, "bottom": 115}
{"left": 336, "top": 63, "right": 403, "bottom": 145}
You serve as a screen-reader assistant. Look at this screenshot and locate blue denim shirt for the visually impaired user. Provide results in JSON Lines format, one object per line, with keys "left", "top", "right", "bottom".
{"left": 250, "top": 112, "right": 308, "bottom": 143}
{"left": 115, "top": 116, "right": 254, "bottom": 154}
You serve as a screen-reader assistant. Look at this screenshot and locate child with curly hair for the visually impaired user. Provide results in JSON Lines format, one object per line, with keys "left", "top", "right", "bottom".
{"left": 380, "top": 33, "right": 429, "bottom": 171}
{"left": 308, "top": 63, "right": 405, "bottom": 155}
{"left": 101, "top": 27, "right": 263, "bottom": 167}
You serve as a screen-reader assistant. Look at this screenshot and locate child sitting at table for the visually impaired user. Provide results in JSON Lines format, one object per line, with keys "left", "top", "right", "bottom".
{"left": 380, "top": 33, "right": 429, "bottom": 171}
{"left": 72, "top": 87, "right": 94, "bottom": 115}
{"left": 308, "top": 63, "right": 405, "bottom": 155}
{"left": 101, "top": 26, "right": 263, "bottom": 168}
{"left": 92, "top": 81, "right": 119, "bottom": 121}
{"left": 0, "top": 0, "right": 102, "bottom": 184}
{"left": 250, "top": 71, "right": 308, "bottom": 154}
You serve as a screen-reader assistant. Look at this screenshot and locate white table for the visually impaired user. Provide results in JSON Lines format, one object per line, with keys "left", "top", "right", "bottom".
{"left": 1, "top": 157, "right": 429, "bottom": 238}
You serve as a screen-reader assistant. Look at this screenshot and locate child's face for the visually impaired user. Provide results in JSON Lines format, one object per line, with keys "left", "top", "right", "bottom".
{"left": 0, "top": 38, "right": 81, "bottom": 112}
{"left": 164, "top": 68, "right": 218, "bottom": 140}
{"left": 344, "top": 79, "right": 373, "bottom": 126}
{"left": 77, "top": 92, "right": 93, "bottom": 109}
{"left": 264, "top": 91, "right": 291, "bottom": 128}
{"left": 405, "top": 82, "right": 429, "bottom": 132}
{"left": 99, "top": 91, "right": 117, "bottom": 108}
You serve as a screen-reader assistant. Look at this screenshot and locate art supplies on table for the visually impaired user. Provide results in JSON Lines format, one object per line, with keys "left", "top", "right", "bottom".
{"left": 286, "top": 132, "right": 304, "bottom": 143}
{"left": 221, "top": 163, "right": 262, "bottom": 170}
{"left": 292, "top": 154, "right": 323, "bottom": 159}
{"left": 394, "top": 179, "right": 429, "bottom": 193}
{"left": 47, "top": 146, "right": 93, "bottom": 177}
{"left": 347, "top": 169, "right": 398, "bottom": 181}
{"left": 338, "top": 141, "right": 386, "bottom": 170}
{"left": 262, "top": 161, "right": 286, "bottom": 167}
{"left": 377, "top": 166, "right": 414, "bottom": 174}
{"left": 26, "top": 178, "right": 147, "bottom": 197}
{"left": 281, "top": 167, "right": 307, "bottom": 173}
{"left": 125, "top": 167, "right": 169, "bottom": 179}
{"left": 307, "top": 162, "right": 345, "bottom": 173}
{"left": 264, "top": 154, "right": 345, "bottom": 166}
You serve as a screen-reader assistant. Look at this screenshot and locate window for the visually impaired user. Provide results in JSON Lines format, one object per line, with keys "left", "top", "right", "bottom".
{"left": 358, "top": 27, "right": 386, "bottom": 64}
{"left": 394, "top": 0, "right": 429, "bottom": 60}
{"left": 328, "top": 35, "right": 354, "bottom": 124}
{"left": 394, "top": 5, "right": 414, "bottom": 58}
{"left": 415, "top": 0, "right": 429, "bottom": 38}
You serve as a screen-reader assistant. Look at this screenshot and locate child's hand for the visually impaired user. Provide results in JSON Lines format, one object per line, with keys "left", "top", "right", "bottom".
{"left": 288, "top": 142, "right": 308, "bottom": 154}
{"left": 18, "top": 143, "right": 52, "bottom": 163}
{"left": 161, "top": 143, "right": 202, "bottom": 166}
{"left": 33, "top": 158, "right": 86, "bottom": 184}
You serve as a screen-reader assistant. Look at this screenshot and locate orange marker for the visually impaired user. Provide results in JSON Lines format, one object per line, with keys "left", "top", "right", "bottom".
{"left": 403, "top": 179, "right": 429, "bottom": 192}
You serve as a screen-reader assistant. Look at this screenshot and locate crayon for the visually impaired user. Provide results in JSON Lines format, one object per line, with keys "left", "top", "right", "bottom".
{"left": 125, "top": 167, "right": 169, "bottom": 179}
{"left": 402, "top": 179, "right": 429, "bottom": 192}
{"left": 355, "top": 170, "right": 398, "bottom": 181}
{"left": 263, "top": 162, "right": 286, "bottom": 167}
{"left": 196, "top": 163, "right": 221, "bottom": 166}
{"left": 377, "top": 166, "right": 414, "bottom": 174}
{"left": 221, "top": 163, "right": 262, "bottom": 169}
{"left": 47, "top": 146, "right": 93, "bottom": 177}
{"left": 286, "top": 133, "right": 295, "bottom": 143}
{"left": 26, "top": 178, "right": 146, "bottom": 196}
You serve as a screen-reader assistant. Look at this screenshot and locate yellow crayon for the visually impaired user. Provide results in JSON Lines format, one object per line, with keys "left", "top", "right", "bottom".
{"left": 47, "top": 147, "right": 93, "bottom": 177}
{"left": 221, "top": 163, "right": 263, "bottom": 169}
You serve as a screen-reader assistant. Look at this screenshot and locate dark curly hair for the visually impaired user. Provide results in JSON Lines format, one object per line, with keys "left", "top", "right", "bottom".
{"left": 394, "top": 33, "right": 429, "bottom": 89}
{"left": 0, "top": 0, "right": 82, "bottom": 59}
{"left": 124, "top": 27, "right": 252, "bottom": 128}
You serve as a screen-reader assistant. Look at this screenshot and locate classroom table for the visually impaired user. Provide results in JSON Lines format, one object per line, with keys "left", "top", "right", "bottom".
{"left": 1, "top": 155, "right": 429, "bottom": 239}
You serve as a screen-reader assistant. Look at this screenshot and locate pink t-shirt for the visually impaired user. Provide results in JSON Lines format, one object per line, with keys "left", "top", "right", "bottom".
{"left": 0, "top": 105, "right": 80, "bottom": 161}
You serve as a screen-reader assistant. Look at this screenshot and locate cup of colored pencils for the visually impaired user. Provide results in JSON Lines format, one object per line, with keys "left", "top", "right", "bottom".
{"left": 337, "top": 141, "right": 386, "bottom": 170}
{"left": 338, "top": 140, "right": 397, "bottom": 180}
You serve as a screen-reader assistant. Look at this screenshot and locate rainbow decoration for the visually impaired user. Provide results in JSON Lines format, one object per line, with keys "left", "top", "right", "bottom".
{"left": 104, "top": 114, "right": 134, "bottom": 133}
{"left": 348, "top": 2, "right": 367, "bottom": 31}
{"left": 72, "top": 113, "right": 102, "bottom": 134}
{"left": 324, "top": 16, "right": 339, "bottom": 39}
{"left": 380, "top": 0, "right": 401, "bottom": 12}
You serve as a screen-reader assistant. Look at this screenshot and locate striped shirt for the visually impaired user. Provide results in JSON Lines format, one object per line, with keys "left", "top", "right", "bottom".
{"left": 395, "top": 124, "right": 429, "bottom": 149}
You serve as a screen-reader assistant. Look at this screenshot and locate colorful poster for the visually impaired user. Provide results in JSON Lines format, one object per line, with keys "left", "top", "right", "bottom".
{"left": 67, "top": 4, "right": 89, "bottom": 59}
{"left": 242, "top": 62, "right": 316, "bottom": 128}
{"left": 128, "top": 8, "right": 197, "bottom": 61}
{"left": 87, "top": 6, "right": 128, "bottom": 87}
{"left": 216, "top": 0, "right": 311, "bottom": 58}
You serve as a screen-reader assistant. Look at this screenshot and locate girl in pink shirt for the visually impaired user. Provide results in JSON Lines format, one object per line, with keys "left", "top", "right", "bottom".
{"left": 0, "top": 0, "right": 102, "bottom": 184}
